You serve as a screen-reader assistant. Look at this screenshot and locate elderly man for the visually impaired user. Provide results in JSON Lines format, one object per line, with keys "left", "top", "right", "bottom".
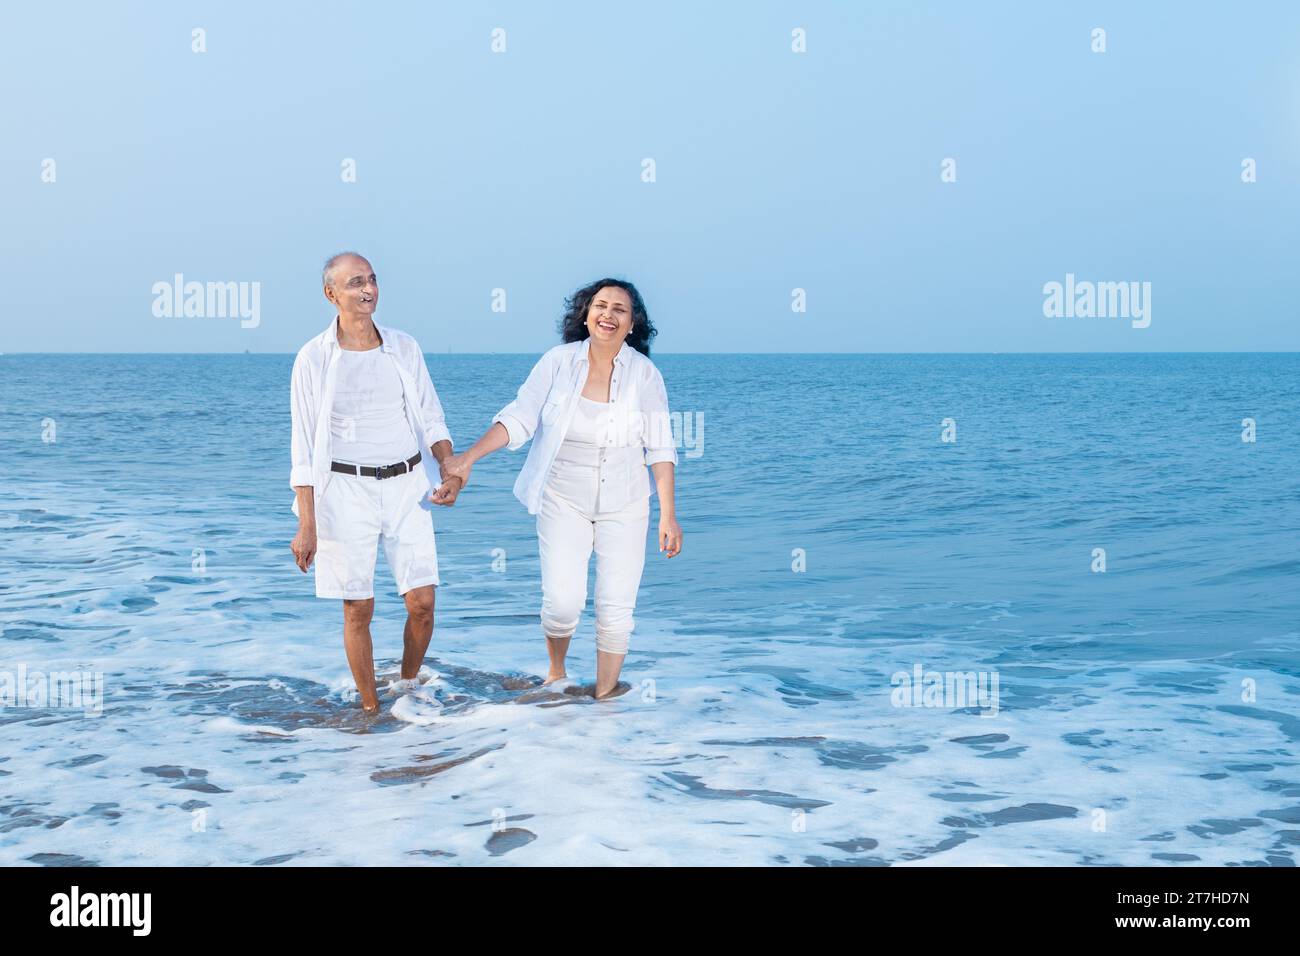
{"left": 289, "top": 252, "right": 462, "bottom": 714}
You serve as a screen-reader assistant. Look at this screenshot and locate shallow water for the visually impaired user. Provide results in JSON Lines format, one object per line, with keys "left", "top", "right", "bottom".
{"left": 2, "top": 352, "right": 1298, "bottom": 865}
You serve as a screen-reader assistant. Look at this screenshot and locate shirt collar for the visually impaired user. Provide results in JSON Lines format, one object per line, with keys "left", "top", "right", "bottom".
{"left": 323, "top": 315, "right": 393, "bottom": 353}
{"left": 580, "top": 336, "right": 629, "bottom": 366}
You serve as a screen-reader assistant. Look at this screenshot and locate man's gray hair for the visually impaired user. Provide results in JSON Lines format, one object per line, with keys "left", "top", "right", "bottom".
{"left": 323, "top": 251, "right": 367, "bottom": 289}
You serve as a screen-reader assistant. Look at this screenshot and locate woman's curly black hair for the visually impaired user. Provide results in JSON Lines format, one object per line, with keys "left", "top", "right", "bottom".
{"left": 558, "top": 277, "right": 658, "bottom": 356}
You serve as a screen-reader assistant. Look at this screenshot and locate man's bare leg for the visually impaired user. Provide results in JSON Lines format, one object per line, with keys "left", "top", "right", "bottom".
{"left": 543, "top": 634, "right": 571, "bottom": 684}
{"left": 343, "top": 597, "right": 379, "bottom": 712}
{"left": 401, "top": 585, "right": 435, "bottom": 680}
{"left": 594, "top": 650, "right": 625, "bottom": 699}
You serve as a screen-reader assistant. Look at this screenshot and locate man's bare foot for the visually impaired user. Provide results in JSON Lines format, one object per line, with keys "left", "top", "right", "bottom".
{"left": 542, "top": 671, "right": 567, "bottom": 686}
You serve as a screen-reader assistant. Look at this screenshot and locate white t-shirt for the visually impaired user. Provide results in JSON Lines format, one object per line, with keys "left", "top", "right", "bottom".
{"left": 329, "top": 347, "right": 420, "bottom": 465}
{"left": 562, "top": 395, "right": 613, "bottom": 447}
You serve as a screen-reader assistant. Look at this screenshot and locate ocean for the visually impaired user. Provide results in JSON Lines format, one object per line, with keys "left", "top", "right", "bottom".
{"left": 2, "top": 352, "right": 1298, "bottom": 866}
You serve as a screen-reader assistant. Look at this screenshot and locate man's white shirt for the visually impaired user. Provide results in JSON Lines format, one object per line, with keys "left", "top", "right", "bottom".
{"left": 289, "top": 317, "right": 451, "bottom": 516}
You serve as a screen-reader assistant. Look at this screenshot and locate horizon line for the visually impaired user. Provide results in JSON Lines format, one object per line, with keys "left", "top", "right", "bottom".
{"left": 2, "top": 350, "right": 1298, "bottom": 357}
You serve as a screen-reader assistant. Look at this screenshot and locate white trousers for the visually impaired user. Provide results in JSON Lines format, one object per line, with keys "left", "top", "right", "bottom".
{"left": 536, "top": 449, "right": 650, "bottom": 654}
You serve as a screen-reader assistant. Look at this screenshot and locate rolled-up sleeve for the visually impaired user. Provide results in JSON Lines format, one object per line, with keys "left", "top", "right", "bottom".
{"left": 289, "top": 350, "right": 317, "bottom": 488}
{"left": 411, "top": 342, "right": 453, "bottom": 449}
{"left": 642, "top": 364, "right": 679, "bottom": 467}
{"left": 492, "top": 351, "right": 555, "bottom": 451}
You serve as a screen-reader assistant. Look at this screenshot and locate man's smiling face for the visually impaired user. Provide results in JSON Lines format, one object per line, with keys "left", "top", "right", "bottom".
{"left": 325, "top": 255, "right": 378, "bottom": 316}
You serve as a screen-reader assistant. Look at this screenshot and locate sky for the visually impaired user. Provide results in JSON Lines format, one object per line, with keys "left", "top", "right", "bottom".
{"left": 3, "top": 1, "right": 1299, "bottom": 353}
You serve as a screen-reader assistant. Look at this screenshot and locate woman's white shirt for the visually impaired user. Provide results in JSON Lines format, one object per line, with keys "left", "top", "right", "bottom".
{"left": 493, "top": 339, "right": 678, "bottom": 515}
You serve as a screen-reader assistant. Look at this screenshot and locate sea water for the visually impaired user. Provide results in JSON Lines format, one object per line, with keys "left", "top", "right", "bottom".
{"left": 1, "top": 352, "right": 1297, "bottom": 865}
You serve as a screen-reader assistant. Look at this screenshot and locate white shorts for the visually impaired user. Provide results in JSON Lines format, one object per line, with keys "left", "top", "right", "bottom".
{"left": 314, "top": 466, "right": 440, "bottom": 600}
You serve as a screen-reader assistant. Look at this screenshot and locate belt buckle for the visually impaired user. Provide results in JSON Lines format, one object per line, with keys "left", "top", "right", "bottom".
{"left": 374, "top": 463, "right": 388, "bottom": 481}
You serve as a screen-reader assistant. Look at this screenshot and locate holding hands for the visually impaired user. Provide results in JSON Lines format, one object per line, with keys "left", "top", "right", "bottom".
{"left": 427, "top": 474, "right": 462, "bottom": 506}
{"left": 441, "top": 452, "right": 474, "bottom": 487}
{"left": 426, "top": 435, "right": 496, "bottom": 507}
{"left": 429, "top": 422, "right": 504, "bottom": 510}
{"left": 428, "top": 452, "right": 467, "bottom": 507}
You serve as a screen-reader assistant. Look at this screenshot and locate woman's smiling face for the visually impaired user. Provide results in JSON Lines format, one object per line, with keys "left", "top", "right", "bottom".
{"left": 586, "top": 286, "right": 633, "bottom": 345}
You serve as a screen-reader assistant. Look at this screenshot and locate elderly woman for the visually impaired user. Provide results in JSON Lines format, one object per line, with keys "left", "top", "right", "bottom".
{"left": 441, "top": 278, "right": 682, "bottom": 699}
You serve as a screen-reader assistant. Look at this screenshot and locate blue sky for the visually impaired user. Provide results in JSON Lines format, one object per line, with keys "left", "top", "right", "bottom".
{"left": 4, "top": 1, "right": 1298, "bottom": 353}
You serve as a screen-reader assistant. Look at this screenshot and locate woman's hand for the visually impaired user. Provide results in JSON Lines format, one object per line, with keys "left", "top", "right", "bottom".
{"left": 659, "top": 515, "right": 682, "bottom": 558}
{"left": 441, "top": 453, "right": 474, "bottom": 488}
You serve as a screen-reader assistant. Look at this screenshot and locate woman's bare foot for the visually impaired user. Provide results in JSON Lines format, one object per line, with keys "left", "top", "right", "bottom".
{"left": 594, "top": 650, "right": 626, "bottom": 700}
{"left": 593, "top": 681, "right": 630, "bottom": 700}
{"left": 544, "top": 635, "right": 571, "bottom": 686}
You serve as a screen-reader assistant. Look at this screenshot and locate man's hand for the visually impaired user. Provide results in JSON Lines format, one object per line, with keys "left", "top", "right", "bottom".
{"left": 428, "top": 475, "right": 463, "bottom": 506}
{"left": 291, "top": 521, "right": 317, "bottom": 572}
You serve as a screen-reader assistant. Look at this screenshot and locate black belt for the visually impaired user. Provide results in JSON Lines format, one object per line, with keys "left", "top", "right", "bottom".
{"left": 331, "top": 451, "right": 422, "bottom": 480}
